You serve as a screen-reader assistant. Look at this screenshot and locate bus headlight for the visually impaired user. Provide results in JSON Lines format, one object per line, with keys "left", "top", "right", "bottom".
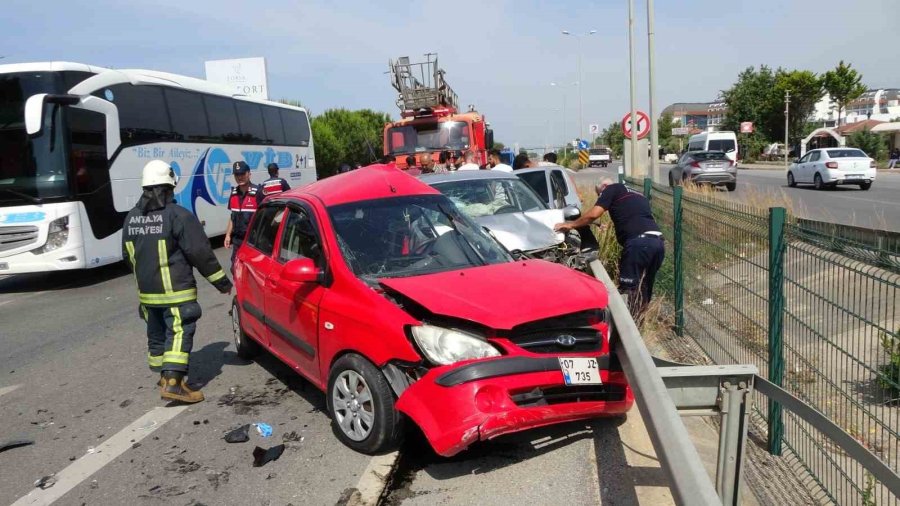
{"left": 410, "top": 324, "right": 500, "bottom": 366}
{"left": 37, "top": 216, "right": 69, "bottom": 253}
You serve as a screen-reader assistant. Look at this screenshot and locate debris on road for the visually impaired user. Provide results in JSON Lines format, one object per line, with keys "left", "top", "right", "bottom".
{"left": 254, "top": 422, "right": 273, "bottom": 438}
{"left": 224, "top": 424, "right": 250, "bottom": 443}
{"left": 34, "top": 474, "right": 57, "bottom": 489}
{"left": 0, "top": 438, "right": 34, "bottom": 453}
{"left": 119, "top": 399, "right": 133, "bottom": 408}
{"left": 252, "top": 444, "right": 285, "bottom": 467}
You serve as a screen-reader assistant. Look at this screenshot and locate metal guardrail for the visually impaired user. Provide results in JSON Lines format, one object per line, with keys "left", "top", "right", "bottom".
{"left": 620, "top": 176, "right": 899, "bottom": 503}
{"left": 590, "top": 259, "right": 722, "bottom": 505}
{"left": 591, "top": 254, "right": 900, "bottom": 504}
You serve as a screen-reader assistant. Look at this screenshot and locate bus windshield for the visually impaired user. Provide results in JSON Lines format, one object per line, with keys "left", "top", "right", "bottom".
{"left": 387, "top": 120, "right": 470, "bottom": 154}
{"left": 0, "top": 72, "right": 69, "bottom": 206}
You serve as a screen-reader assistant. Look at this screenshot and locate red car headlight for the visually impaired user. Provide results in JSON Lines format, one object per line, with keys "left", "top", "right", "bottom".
{"left": 410, "top": 324, "right": 501, "bottom": 366}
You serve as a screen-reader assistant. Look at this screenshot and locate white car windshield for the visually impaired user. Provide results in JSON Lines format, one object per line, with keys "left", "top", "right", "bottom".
{"left": 328, "top": 194, "right": 512, "bottom": 281}
{"left": 431, "top": 178, "right": 547, "bottom": 218}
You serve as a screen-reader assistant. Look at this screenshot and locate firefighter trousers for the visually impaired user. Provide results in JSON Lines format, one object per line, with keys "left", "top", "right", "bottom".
{"left": 142, "top": 301, "right": 202, "bottom": 373}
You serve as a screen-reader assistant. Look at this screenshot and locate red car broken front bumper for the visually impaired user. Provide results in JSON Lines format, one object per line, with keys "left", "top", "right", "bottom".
{"left": 395, "top": 356, "right": 633, "bottom": 457}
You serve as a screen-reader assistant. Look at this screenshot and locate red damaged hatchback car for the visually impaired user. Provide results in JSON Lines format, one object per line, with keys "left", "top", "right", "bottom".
{"left": 232, "top": 164, "right": 633, "bottom": 456}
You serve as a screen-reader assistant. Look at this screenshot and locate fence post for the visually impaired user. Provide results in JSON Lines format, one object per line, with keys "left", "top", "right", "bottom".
{"left": 673, "top": 186, "right": 684, "bottom": 337}
{"left": 643, "top": 177, "right": 652, "bottom": 199}
{"left": 767, "top": 207, "right": 786, "bottom": 456}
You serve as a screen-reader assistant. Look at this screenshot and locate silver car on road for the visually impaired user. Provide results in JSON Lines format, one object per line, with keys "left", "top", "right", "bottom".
{"left": 669, "top": 150, "right": 737, "bottom": 191}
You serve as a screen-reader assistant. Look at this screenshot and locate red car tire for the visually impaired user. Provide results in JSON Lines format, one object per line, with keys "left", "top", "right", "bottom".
{"left": 327, "top": 354, "right": 404, "bottom": 454}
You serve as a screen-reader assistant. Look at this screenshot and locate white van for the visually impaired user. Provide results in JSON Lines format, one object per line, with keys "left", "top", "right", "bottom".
{"left": 687, "top": 131, "right": 739, "bottom": 166}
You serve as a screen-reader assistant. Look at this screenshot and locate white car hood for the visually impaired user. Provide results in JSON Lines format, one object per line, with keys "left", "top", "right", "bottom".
{"left": 474, "top": 209, "right": 564, "bottom": 252}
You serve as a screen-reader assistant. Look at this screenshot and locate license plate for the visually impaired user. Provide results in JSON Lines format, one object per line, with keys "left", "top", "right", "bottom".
{"left": 0, "top": 262, "right": 7, "bottom": 270}
{"left": 559, "top": 357, "right": 602, "bottom": 385}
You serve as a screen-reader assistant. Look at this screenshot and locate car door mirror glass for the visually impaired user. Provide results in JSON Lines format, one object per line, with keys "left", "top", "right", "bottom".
{"left": 282, "top": 257, "right": 319, "bottom": 283}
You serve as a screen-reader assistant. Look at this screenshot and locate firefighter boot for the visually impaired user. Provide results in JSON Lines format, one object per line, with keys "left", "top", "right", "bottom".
{"left": 160, "top": 371, "right": 204, "bottom": 403}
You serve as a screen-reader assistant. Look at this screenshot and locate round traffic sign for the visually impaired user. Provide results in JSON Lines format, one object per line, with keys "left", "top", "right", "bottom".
{"left": 621, "top": 111, "right": 650, "bottom": 140}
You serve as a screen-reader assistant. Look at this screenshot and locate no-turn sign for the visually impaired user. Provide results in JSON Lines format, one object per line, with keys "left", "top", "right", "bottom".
{"left": 621, "top": 111, "right": 650, "bottom": 140}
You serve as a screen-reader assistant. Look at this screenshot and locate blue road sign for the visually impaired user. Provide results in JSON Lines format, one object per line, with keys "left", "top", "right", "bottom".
{"left": 577, "top": 139, "right": 589, "bottom": 150}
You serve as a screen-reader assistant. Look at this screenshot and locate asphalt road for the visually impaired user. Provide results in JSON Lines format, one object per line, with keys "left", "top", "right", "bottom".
{"left": 574, "top": 162, "right": 900, "bottom": 232}
{"left": 0, "top": 248, "right": 693, "bottom": 506}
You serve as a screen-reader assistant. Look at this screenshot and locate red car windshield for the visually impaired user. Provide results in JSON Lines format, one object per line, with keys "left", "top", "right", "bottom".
{"left": 328, "top": 194, "right": 512, "bottom": 281}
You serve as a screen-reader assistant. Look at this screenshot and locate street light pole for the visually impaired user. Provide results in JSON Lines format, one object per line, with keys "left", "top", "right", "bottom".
{"left": 784, "top": 90, "right": 791, "bottom": 169}
{"left": 627, "top": 0, "right": 638, "bottom": 178}
{"left": 551, "top": 81, "right": 577, "bottom": 161}
{"left": 562, "top": 30, "right": 596, "bottom": 143}
{"left": 647, "top": 0, "right": 659, "bottom": 180}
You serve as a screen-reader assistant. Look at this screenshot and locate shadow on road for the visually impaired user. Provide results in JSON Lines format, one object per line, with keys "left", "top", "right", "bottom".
{"left": 0, "top": 261, "right": 130, "bottom": 294}
{"left": 592, "top": 417, "right": 669, "bottom": 505}
{"left": 189, "top": 341, "right": 250, "bottom": 389}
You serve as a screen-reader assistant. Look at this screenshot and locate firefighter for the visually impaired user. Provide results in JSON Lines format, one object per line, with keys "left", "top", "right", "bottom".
{"left": 224, "top": 161, "right": 262, "bottom": 271}
{"left": 122, "top": 160, "right": 233, "bottom": 403}
{"left": 554, "top": 178, "right": 664, "bottom": 318}
{"left": 260, "top": 162, "right": 291, "bottom": 197}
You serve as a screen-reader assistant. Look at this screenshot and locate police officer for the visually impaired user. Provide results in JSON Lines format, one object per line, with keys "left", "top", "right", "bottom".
{"left": 123, "top": 160, "right": 233, "bottom": 403}
{"left": 224, "top": 161, "right": 262, "bottom": 271}
{"left": 260, "top": 162, "right": 291, "bottom": 197}
{"left": 554, "top": 178, "right": 665, "bottom": 317}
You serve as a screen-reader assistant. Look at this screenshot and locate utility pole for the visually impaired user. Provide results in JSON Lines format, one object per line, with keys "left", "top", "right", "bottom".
{"left": 628, "top": 0, "right": 638, "bottom": 177}
{"left": 647, "top": 0, "right": 659, "bottom": 180}
{"left": 784, "top": 90, "right": 791, "bottom": 169}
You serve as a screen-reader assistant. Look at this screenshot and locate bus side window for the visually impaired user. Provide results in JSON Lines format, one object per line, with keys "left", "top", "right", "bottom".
{"left": 262, "top": 106, "right": 286, "bottom": 145}
{"left": 204, "top": 95, "right": 241, "bottom": 143}
{"left": 96, "top": 85, "right": 173, "bottom": 146}
{"left": 235, "top": 101, "right": 266, "bottom": 143}
{"left": 165, "top": 89, "right": 210, "bottom": 142}
{"left": 281, "top": 109, "right": 311, "bottom": 147}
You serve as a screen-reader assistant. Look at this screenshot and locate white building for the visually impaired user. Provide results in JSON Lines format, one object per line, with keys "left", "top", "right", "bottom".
{"left": 809, "top": 88, "right": 900, "bottom": 126}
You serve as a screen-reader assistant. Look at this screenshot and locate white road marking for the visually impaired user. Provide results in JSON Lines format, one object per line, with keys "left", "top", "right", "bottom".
{"left": 0, "top": 384, "right": 22, "bottom": 397}
{"left": 11, "top": 405, "right": 188, "bottom": 506}
{"left": 353, "top": 451, "right": 399, "bottom": 505}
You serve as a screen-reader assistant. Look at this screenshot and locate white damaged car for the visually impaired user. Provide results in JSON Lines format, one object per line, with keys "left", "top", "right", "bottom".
{"left": 420, "top": 171, "right": 591, "bottom": 269}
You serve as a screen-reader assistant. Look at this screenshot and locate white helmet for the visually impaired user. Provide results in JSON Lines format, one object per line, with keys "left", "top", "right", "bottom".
{"left": 141, "top": 160, "right": 178, "bottom": 187}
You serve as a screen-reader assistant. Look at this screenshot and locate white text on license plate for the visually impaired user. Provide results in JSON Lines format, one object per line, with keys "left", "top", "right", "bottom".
{"left": 559, "top": 357, "right": 602, "bottom": 385}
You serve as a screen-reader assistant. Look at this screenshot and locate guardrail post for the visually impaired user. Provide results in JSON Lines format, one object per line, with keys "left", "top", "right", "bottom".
{"left": 673, "top": 186, "right": 684, "bottom": 336}
{"left": 643, "top": 177, "right": 652, "bottom": 200}
{"left": 767, "top": 207, "right": 786, "bottom": 455}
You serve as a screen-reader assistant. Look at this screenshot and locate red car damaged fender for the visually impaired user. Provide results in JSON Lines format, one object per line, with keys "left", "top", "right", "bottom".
{"left": 233, "top": 164, "right": 632, "bottom": 457}
{"left": 380, "top": 261, "right": 633, "bottom": 456}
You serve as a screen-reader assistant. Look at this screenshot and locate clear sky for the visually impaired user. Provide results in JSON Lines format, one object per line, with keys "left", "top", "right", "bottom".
{"left": 1, "top": 0, "right": 895, "bottom": 149}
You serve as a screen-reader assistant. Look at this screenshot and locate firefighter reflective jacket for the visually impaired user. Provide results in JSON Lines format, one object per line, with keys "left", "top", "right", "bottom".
{"left": 122, "top": 190, "right": 232, "bottom": 307}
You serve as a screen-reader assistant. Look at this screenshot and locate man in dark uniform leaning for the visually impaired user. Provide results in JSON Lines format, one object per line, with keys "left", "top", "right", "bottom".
{"left": 224, "top": 161, "right": 262, "bottom": 272}
{"left": 260, "top": 162, "right": 291, "bottom": 197}
{"left": 554, "top": 178, "right": 665, "bottom": 317}
{"left": 122, "top": 160, "right": 233, "bottom": 403}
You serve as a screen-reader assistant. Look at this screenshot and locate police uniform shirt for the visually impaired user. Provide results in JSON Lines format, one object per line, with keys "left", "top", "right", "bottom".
{"left": 228, "top": 184, "right": 262, "bottom": 241}
{"left": 261, "top": 177, "right": 291, "bottom": 196}
{"left": 596, "top": 183, "right": 660, "bottom": 247}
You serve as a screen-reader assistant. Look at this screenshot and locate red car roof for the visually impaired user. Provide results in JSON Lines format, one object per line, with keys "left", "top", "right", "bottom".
{"left": 289, "top": 164, "right": 441, "bottom": 207}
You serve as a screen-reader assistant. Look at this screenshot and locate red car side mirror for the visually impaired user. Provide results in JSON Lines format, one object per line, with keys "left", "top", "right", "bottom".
{"left": 282, "top": 258, "right": 320, "bottom": 283}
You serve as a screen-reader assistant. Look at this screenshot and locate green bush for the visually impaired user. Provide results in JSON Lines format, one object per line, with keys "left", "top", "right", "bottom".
{"left": 847, "top": 128, "right": 888, "bottom": 162}
{"left": 877, "top": 327, "right": 900, "bottom": 400}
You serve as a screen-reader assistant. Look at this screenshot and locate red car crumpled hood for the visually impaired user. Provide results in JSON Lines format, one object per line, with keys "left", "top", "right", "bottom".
{"left": 379, "top": 260, "right": 606, "bottom": 329}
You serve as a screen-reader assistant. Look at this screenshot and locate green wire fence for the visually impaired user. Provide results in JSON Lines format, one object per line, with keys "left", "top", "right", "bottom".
{"left": 626, "top": 176, "right": 900, "bottom": 505}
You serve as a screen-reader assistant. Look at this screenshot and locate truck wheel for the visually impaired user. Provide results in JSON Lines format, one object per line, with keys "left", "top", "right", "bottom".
{"left": 327, "top": 354, "right": 404, "bottom": 454}
{"left": 859, "top": 182, "right": 872, "bottom": 190}
{"left": 725, "top": 182, "right": 736, "bottom": 192}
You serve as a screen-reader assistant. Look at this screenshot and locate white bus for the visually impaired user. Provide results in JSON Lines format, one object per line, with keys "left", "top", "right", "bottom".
{"left": 686, "top": 131, "right": 739, "bottom": 166}
{"left": 0, "top": 62, "right": 315, "bottom": 274}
